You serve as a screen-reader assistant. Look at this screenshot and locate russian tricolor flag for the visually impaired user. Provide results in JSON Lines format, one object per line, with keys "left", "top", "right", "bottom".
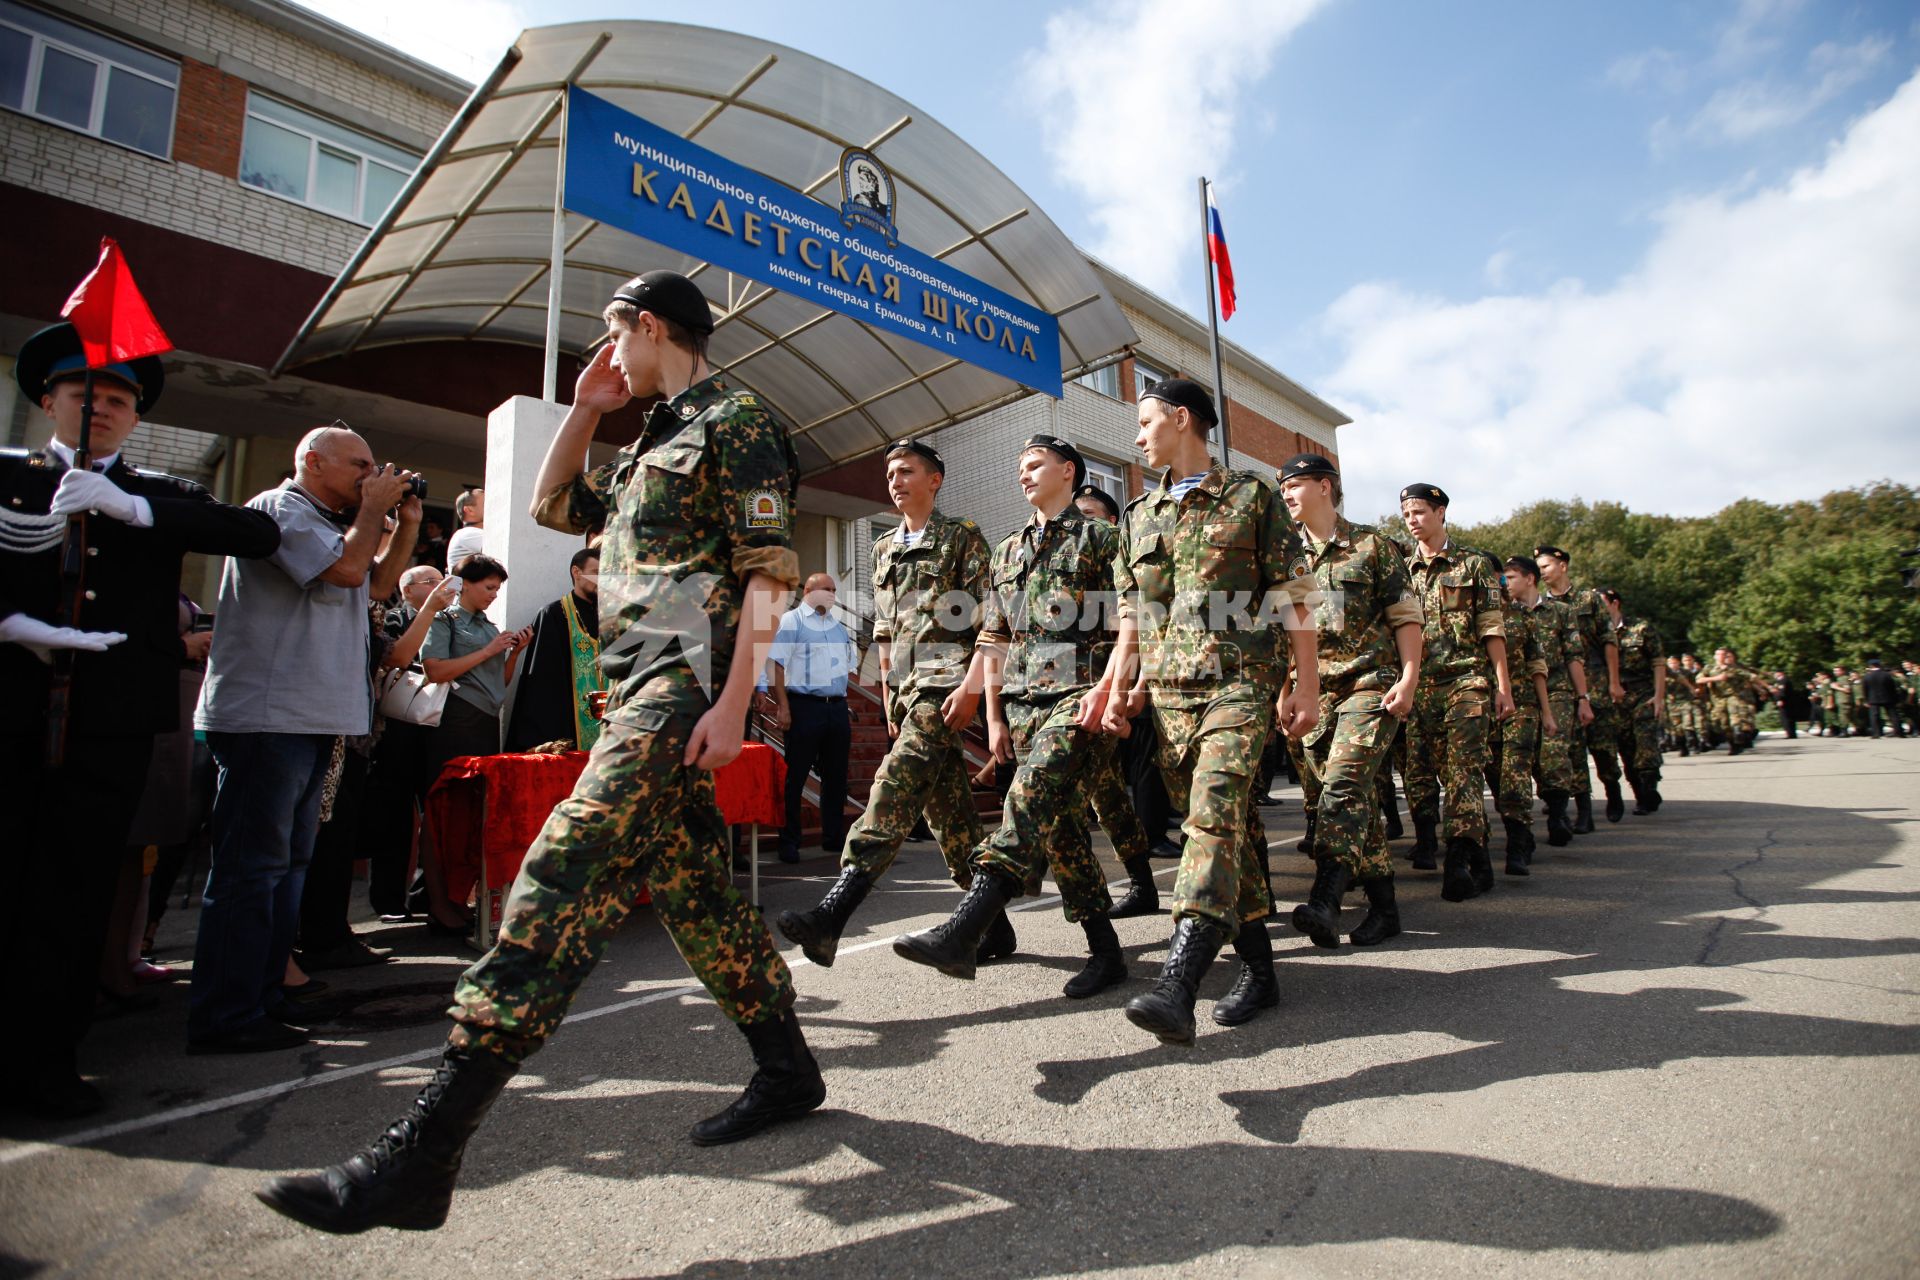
{"left": 1207, "top": 188, "right": 1237, "bottom": 321}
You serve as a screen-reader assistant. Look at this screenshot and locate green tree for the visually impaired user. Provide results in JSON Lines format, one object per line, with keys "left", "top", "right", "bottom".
{"left": 1695, "top": 534, "right": 1920, "bottom": 674}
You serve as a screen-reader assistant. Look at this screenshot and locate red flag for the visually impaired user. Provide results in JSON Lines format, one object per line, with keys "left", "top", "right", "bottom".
{"left": 60, "top": 237, "right": 173, "bottom": 367}
{"left": 1207, "top": 189, "right": 1237, "bottom": 322}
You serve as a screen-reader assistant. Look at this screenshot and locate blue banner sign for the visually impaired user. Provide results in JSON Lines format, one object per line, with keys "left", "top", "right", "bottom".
{"left": 562, "top": 86, "right": 1063, "bottom": 397}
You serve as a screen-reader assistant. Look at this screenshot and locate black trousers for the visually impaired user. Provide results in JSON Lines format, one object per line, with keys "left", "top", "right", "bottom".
{"left": 1, "top": 727, "right": 154, "bottom": 1081}
{"left": 359, "top": 720, "right": 434, "bottom": 914}
{"left": 781, "top": 693, "right": 851, "bottom": 853}
{"left": 1866, "top": 705, "right": 1903, "bottom": 738}
{"left": 1124, "top": 708, "right": 1172, "bottom": 842}
{"left": 299, "top": 748, "right": 369, "bottom": 952}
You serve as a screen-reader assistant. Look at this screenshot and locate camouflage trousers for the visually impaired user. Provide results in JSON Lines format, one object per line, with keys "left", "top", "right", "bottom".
{"left": 1404, "top": 678, "right": 1492, "bottom": 845}
{"left": 1666, "top": 699, "right": 1701, "bottom": 741}
{"left": 1300, "top": 692, "right": 1394, "bottom": 880}
{"left": 843, "top": 692, "right": 984, "bottom": 885}
{"left": 1572, "top": 689, "right": 1625, "bottom": 795}
{"left": 1626, "top": 695, "right": 1664, "bottom": 778}
{"left": 450, "top": 703, "right": 793, "bottom": 1063}
{"left": 1534, "top": 689, "right": 1580, "bottom": 794}
{"left": 1153, "top": 688, "right": 1275, "bottom": 932}
{"left": 1489, "top": 703, "right": 1540, "bottom": 825}
{"left": 1723, "top": 696, "right": 1759, "bottom": 736}
{"left": 1087, "top": 732, "right": 1148, "bottom": 863}
{"left": 974, "top": 696, "right": 1114, "bottom": 922}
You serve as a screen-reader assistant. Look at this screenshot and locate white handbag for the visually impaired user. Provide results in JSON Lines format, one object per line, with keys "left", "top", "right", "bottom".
{"left": 378, "top": 666, "right": 455, "bottom": 727}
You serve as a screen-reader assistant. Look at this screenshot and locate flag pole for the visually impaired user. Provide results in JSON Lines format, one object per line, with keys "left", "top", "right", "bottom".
{"left": 1199, "top": 177, "right": 1231, "bottom": 471}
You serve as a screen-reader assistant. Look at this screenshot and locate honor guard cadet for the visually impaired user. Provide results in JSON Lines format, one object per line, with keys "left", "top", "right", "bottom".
{"left": 778, "top": 438, "right": 996, "bottom": 968}
{"left": 1, "top": 322, "right": 280, "bottom": 1118}
{"left": 1399, "top": 484, "right": 1511, "bottom": 901}
{"left": 1503, "top": 556, "right": 1582, "bottom": 849}
{"left": 1276, "top": 454, "right": 1424, "bottom": 952}
{"left": 261, "top": 271, "right": 823, "bottom": 1234}
{"left": 1601, "top": 589, "right": 1667, "bottom": 813}
{"left": 1491, "top": 558, "right": 1554, "bottom": 874}
{"left": 894, "top": 435, "right": 1134, "bottom": 998}
{"left": 1536, "top": 545, "right": 1623, "bottom": 829}
{"left": 1099, "top": 380, "right": 1321, "bottom": 1045}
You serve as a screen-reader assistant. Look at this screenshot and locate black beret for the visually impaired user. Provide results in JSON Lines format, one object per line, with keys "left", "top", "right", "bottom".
{"left": 1400, "top": 482, "right": 1448, "bottom": 507}
{"left": 1138, "top": 376, "right": 1217, "bottom": 427}
{"left": 885, "top": 438, "right": 944, "bottom": 474}
{"left": 1277, "top": 452, "right": 1339, "bottom": 481}
{"left": 13, "top": 321, "right": 164, "bottom": 414}
{"left": 1534, "top": 544, "right": 1570, "bottom": 563}
{"left": 1072, "top": 483, "right": 1120, "bottom": 519}
{"left": 1502, "top": 554, "right": 1540, "bottom": 577}
{"left": 611, "top": 270, "right": 714, "bottom": 334}
{"left": 1022, "top": 433, "right": 1085, "bottom": 486}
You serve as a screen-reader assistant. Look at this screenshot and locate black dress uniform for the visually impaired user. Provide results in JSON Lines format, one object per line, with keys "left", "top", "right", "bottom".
{"left": 1, "top": 323, "right": 280, "bottom": 1118}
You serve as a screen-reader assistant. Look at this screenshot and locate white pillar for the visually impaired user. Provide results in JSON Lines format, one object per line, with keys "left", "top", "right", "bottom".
{"left": 484, "top": 395, "right": 580, "bottom": 633}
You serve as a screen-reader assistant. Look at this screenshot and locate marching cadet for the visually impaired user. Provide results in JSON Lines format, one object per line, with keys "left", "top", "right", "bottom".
{"left": 1698, "top": 647, "right": 1763, "bottom": 753}
{"left": 777, "top": 439, "right": 997, "bottom": 967}
{"left": 893, "top": 436, "right": 1133, "bottom": 998}
{"left": 1097, "top": 381, "right": 1320, "bottom": 1044}
{"left": 1601, "top": 589, "right": 1666, "bottom": 813}
{"left": 261, "top": 271, "right": 824, "bottom": 1233}
{"left": 1399, "top": 484, "right": 1511, "bottom": 900}
{"left": 1503, "top": 556, "right": 1582, "bottom": 849}
{"left": 1536, "top": 545, "right": 1624, "bottom": 829}
{"left": 1275, "top": 454, "right": 1423, "bottom": 949}
{"left": 1, "top": 322, "right": 280, "bottom": 1118}
{"left": 1666, "top": 656, "right": 1700, "bottom": 754}
{"left": 1491, "top": 559, "right": 1553, "bottom": 874}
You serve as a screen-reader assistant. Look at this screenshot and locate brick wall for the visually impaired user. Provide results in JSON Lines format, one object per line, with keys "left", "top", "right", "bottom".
{"left": 173, "top": 58, "right": 246, "bottom": 177}
{"left": 120, "top": 421, "right": 224, "bottom": 482}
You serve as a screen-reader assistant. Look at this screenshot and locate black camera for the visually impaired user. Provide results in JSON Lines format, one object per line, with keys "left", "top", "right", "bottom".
{"left": 402, "top": 474, "right": 428, "bottom": 501}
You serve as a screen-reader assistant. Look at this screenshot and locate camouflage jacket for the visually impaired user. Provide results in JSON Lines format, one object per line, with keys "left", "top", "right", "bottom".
{"left": 1830, "top": 676, "right": 1855, "bottom": 707}
{"left": 534, "top": 373, "right": 800, "bottom": 717}
{"left": 1501, "top": 597, "right": 1551, "bottom": 700}
{"left": 1667, "top": 664, "right": 1697, "bottom": 703}
{"left": 1698, "top": 658, "right": 1762, "bottom": 706}
{"left": 1614, "top": 616, "right": 1666, "bottom": 698}
{"left": 870, "top": 507, "right": 990, "bottom": 707}
{"left": 1526, "top": 595, "right": 1584, "bottom": 694}
{"left": 1113, "top": 464, "right": 1312, "bottom": 705}
{"left": 1406, "top": 538, "right": 1505, "bottom": 687}
{"left": 1296, "top": 514, "right": 1424, "bottom": 706}
{"left": 979, "top": 506, "right": 1119, "bottom": 704}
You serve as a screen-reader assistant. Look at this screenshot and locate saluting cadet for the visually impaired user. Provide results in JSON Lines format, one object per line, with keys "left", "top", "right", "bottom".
{"left": 776, "top": 439, "right": 999, "bottom": 968}
{"left": 1, "top": 322, "right": 280, "bottom": 1118}
{"left": 1536, "top": 545, "right": 1623, "bottom": 830}
{"left": 261, "top": 271, "right": 824, "bottom": 1234}
{"left": 1099, "top": 381, "right": 1320, "bottom": 1044}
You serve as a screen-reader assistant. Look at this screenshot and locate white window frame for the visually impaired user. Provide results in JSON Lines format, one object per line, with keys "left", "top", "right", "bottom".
{"left": 1131, "top": 354, "right": 1171, "bottom": 396}
{"left": 1082, "top": 455, "right": 1126, "bottom": 507}
{"left": 238, "top": 91, "right": 417, "bottom": 226}
{"left": 0, "top": 0, "right": 176, "bottom": 159}
{"left": 1075, "top": 363, "right": 1121, "bottom": 400}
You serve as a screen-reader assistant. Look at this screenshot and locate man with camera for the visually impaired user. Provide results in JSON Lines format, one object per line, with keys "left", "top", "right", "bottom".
{"left": 189, "top": 423, "right": 422, "bottom": 1054}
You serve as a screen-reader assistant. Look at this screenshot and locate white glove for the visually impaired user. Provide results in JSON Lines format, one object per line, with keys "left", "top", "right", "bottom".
{"left": 0, "top": 612, "right": 128, "bottom": 664}
{"left": 50, "top": 469, "right": 153, "bottom": 526}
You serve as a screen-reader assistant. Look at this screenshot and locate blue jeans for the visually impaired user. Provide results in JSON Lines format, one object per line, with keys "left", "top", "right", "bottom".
{"left": 188, "top": 732, "right": 332, "bottom": 1038}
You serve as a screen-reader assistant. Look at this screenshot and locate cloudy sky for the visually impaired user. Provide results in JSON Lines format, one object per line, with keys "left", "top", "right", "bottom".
{"left": 294, "top": 0, "right": 1920, "bottom": 523}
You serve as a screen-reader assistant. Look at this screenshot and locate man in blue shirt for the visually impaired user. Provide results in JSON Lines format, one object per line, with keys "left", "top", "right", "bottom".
{"left": 769, "top": 573, "right": 859, "bottom": 862}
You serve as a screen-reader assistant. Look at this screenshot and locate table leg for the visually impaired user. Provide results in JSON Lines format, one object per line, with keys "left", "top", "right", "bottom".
{"left": 473, "top": 789, "right": 489, "bottom": 953}
{"left": 750, "top": 824, "right": 759, "bottom": 907}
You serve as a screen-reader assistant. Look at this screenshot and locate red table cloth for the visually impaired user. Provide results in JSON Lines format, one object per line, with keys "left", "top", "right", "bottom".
{"left": 428, "top": 743, "right": 786, "bottom": 905}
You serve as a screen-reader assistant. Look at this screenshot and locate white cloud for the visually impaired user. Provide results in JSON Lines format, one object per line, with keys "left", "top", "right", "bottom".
{"left": 285, "top": 0, "right": 528, "bottom": 83}
{"left": 1319, "top": 67, "right": 1920, "bottom": 523}
{"left": 1482, "top": 248, "right": 1517, "bottom": 290}
{"left": 1686, "top": 36, "right": 1891, "bottom": 143}
{"left": 1021, "top": 0, "right": 1328, "bottom": 301}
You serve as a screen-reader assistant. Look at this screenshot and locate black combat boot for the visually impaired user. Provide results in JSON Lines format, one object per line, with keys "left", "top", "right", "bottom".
{"left": 1107, "top": 855, "right": 1159, "bottom": 919}
{"left": 776, "top": 867, "right": 872, "bottom": 967}
{"left": 1295, "top": 810, "right": 1317, "bottom": 854}
{"left": 1642, "top": 773, "right": 1663, "bottom": 812}
{"left": 1409, "top": 812, "right": 1439, "bottom": 870}
{"left": 1064, "top": 915, "right": 1127, "bottom": 998}
{"left": 256, "top": 1044, "right": 518, "bottom": 1233}
{"left": 1383, "top": 791, "right": 1404, "bottom": 841}
{"left": 1502, "top": 817, "right": 1532, "bottom": 876}
{"left": 1441, "top": 837, "right": 1480, "bottom": 902}
{"left": 1468, "top": 839, "right": 1495, "bottom": 894}
{"left": 1627, "top": 772, "right": 1651, "bottom": 815}
{"left": 1544, "top": 791, "right": 1573, "bottom": 847}
{"left": 1290, "top": 858, "right": 1353, "bottom": 948}
{"left": 1211, "top": 920, "right": 1278, "bottom": 1026}
{"left": 1123, "top": 917, "right": 1228, "bottom": 1045}
{"left": 1603, "top": 776, "right": 1625, "bottom": 823}
{"left": 1349, "top": 876, "right": 1401, "bottom": 946}
{"left": 978, "top": 905, "right": 1018, "bottom": 962}
{"left": 1678, "top": 736, "right": 1691, "bottom": 757}
{"left": 690, "top": 1009, "right": 827, "bottom": 1146}
{"left": 1573, "top": 793, "right": 1596, "bottom": 834}
{"left": 892, "top": 870, "right": 1018, "bottom": 979}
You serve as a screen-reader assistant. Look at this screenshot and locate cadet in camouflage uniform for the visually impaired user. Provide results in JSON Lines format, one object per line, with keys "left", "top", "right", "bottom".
{"left": 1682, "top": 654, "right": 1710, "bottom": 744}
{"left": 1099, "top": 381, "right": 1320, "bottom": 1044}
{"left": 1846, "top": 667, "right": 1869, "bottom": 736}
{"left": 1491, "top": 558, "right": 1552, "bottom": 874}
{"left": 1666, "top": 656, "right": 1699, "bottom": 753}
{"left": 1808, "top": 671, "right": 1831, "bottom": 736}
{"left": 1400, "top": 484, "right": 1510, "bottom": 900}
{"left": 1698, "top": 648, "right": 1762, "bottom": 752}
{"left": 1277, "top": 454, "right": 1423, "bottom": 956}
{"left": 895, "top": 437, "right": 1132, "bottom": 999}
{"left": 1601, "top": 590, "right": 1666, "bottom": 812}
{"left": 1536, "top": 545, "right": 1624, "bottom": 829}
{"left": 262, "top": 272, "right": 823, "bottom": 1235}
{"left": 777, "top": 439, "right": 994, "bottom": 968}
{"left": 1829, "top": 666, "right": 1855, "bottom": 735}
{"left": 1502, "top": 557, "right": 1582, "bottom": 848}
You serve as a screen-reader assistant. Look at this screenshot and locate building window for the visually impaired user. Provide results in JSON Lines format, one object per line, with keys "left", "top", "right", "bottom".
{"left": 1083, "top": 455, "right": 1126, "bottom": 506}
{"left": 1075, "top": 363, "right": 1120, "bottom": 399}
{"left": 240, "top": 92, "right": 417, "bottom": 225}
{"left": 0, "top": 0, "right": 176, "bottom": 158}
{"left": 1131, "top": 355, "right": 1170, "bottom": 397}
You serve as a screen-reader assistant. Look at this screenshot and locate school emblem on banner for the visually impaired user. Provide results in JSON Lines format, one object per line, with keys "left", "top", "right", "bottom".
{"left": 839, "top": 148, "right": 898, "bottom": 247}
{"left": 746, "top": 487, "right": 786, "bottom": 528}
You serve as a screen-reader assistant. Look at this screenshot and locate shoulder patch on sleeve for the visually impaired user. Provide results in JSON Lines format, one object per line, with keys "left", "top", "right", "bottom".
{"left": 745, "top": 487, "right": 786, "bottom": 528}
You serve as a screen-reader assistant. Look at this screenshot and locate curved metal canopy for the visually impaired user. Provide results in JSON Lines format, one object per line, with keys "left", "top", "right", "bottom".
{"left": 276, "top": 20, "right": 1137, "bottom": 477}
